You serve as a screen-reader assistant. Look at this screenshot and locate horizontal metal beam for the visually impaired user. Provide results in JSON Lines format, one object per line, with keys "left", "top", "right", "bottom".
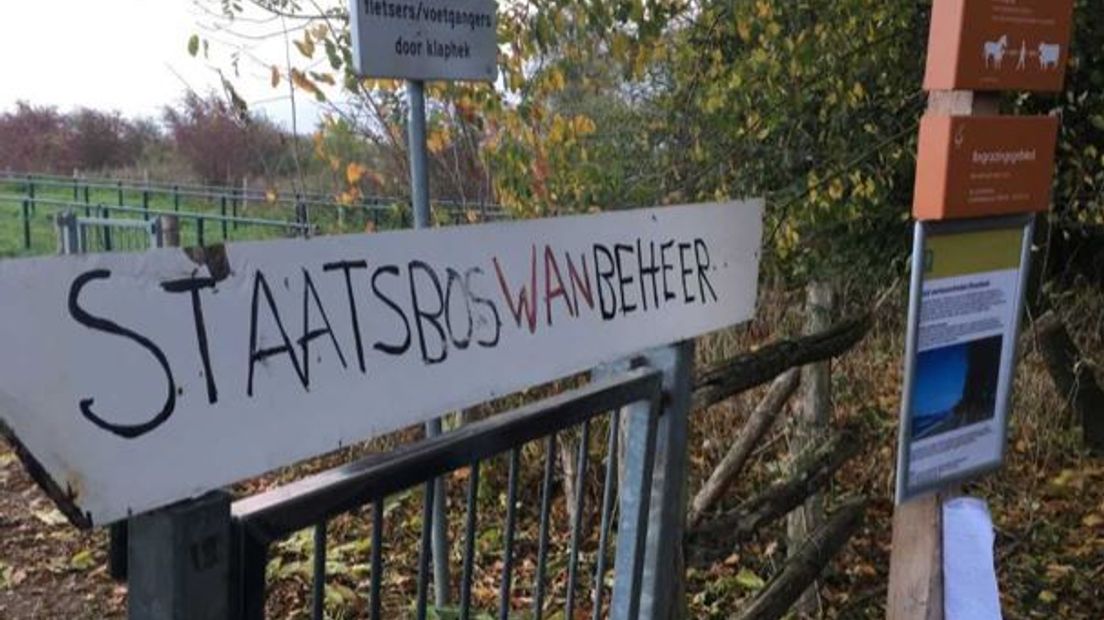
{"left": 232, "top": 367, "right": 664, "bottom": 544}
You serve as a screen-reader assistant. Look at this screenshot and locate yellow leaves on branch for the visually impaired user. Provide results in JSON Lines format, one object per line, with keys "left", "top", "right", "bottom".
{"left": 290, "top": 69, "right": 326, "bottom": 102}
{"left": 546, "top": 114, "right": 596, "bottom": 146}
{"left": 345, "top": 162, "right": 382, "bottom": 188}
{"left": 294, "top": 32, "right": 315, "bottom": 59}
{"left": 346, "top": 162, "right": 369, "bottom": 185}
{"left": 426, "top": 128, "right": 451, "bottom": 155}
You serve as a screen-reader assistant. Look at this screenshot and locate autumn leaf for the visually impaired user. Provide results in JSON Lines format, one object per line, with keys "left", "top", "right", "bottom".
{"left": 426, "top": 129, "right": 450, "bottom": 154}
{"left": 346, "top": 162, "right": 368, "bottom": 185}
{"left": 70, "top": 549, "right": 97, "bottom": 572}
{"left": 310, "top": 71, "right": 336, "bottom": 86}
{"left": 270, "top": 66, "right": 280, "bottom": 88}
{"left": 294, "top": 33, "right": 315, "bottom": 59}
{"left": 735, "top": 568, "right": 766, "bottom": 591}
{"left": 187, "top": 34, "right": 200, "bottom": 57}
{"left": 290, "top": 69, "right": 326, "bottom": 102}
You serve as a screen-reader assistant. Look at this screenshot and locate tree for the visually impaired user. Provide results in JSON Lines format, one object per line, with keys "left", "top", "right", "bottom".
{"left": 0, "top": 102, "right": 75, "bottom": 173}
{"left": 163, "top": 92, "right": 287, "bottom": 184}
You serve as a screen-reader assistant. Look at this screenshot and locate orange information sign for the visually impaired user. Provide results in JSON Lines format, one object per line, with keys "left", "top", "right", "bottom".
{"left": 913, "top": 115, "right": 1058, "bottom": 221}
{"left": 924, "top": 0, "right": 1074, "bottom": 92}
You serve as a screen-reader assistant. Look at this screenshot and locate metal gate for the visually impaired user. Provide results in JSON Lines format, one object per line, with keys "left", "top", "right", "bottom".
{"left": 121, "top": 345, "right": 694, "bottom": 620}
{"left": 56, "top": 211, "right": 162, "bottom": 254}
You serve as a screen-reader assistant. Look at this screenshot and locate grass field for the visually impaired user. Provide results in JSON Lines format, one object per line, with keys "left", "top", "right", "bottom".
{"left": 0, "top": 177, "right": 427, "bottom": 258}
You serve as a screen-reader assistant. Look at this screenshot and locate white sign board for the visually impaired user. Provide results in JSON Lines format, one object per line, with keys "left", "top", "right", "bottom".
{"left": 349, "top": 0, "right": 497, "bottom": 81}
{"left": 896, "top": 216, "right": 1032, "bottom": 503}
{"left": 0, "top": 202, "right": 762, "bottom": 526}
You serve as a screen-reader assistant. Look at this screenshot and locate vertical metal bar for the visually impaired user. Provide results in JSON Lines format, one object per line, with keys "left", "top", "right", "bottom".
{"left": 592, "top": 411, "right": 621, "bottom": 620}
{"left": 117, "top": 180, "right": 124, "bottom": 206}
{"left": 407, "top": 78, "right": 451, "bottom": 607}
{"left": 234, "top": 522, "right": 270, "bottom": 620}
{"left": 460, "top": 462, "right": 480, "bottom": 620}
{"left": 142, "top": 190, "right": 150, "bottom": 221}
{"left": 895, "top": 222, "right": 927, "bottom": 503}
{"left": 83, "top": 184, "right": 90, "bottom": 206}
{"left": 103, "top": 208, "right": 113, "bottom": 252}
{"left": 26, "top": 175, "right": 35, "bottom": 214}
{"left": 173, "top": 185, "right": 180, "bottom": 212}
{"left": 109, "top": 522, "right": 128, "bottom": 581}
{"left": 532, "top": 436, "right": 557, "bottom": 620}
{"left": 620, "top": 392, "right": 662, "bottom": 620}
{"left": 564, "top": 419, "right": 591, "bottom": 620}
{"left": 371, "top": 500, "right": 384, "bottom": 620}
{"left": 312, "top": 522, "right": 327, "bottom": 620}
{"left": 198, "top": 218, "right": 205, "bottom": 247}
{"left": 232, "top": 190, "right": 240, "bottom": 229}
{"left": 416, "top": 480, "right": 435, "bottom": 620}
{"left": 498, "top": 449, "right": 521, "bottom": 620}
{"left": 72, "top": 177, "right": 79, "bottom": 201}
{"left": 610, "top": 342, "right": 694, "bottom": 620}
{"left": 221, "top": 195, "right": 229, "bottom": 240}
{"left": 21, "top": 199, "right": 30, "bottom": 250}
{"left": 407, "top": 81, "right": 431, "bottom": 229}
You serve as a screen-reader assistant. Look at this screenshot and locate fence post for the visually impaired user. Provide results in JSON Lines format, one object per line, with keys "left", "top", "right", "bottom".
{"left": 117, "top": 180, "right": 124, "bottom": 207}
{"left": 21, "top": 199, "right": 31, "bottom": 250}
{"left": 611, "top": 340, "right": 694, "bottom": 620}
{"left": 103, "top": 207, "right": 113, "bottom": 252}
{"left": 128, "top": 491, "right": 233, "bottom": 620}
{"left": 55, "top": 212, "right": 79, "bottom": 255}
{"left": 26, "top": 174, "right": 35, "bottom": 215}
{"left": 220, "top": 195, "right": 229, "bottom": 240}
{"left": 787, "top": 280, "right": 834, "bottom": 615}
{"left": 232, "top": 188, "right": 240, "bottom": 229}
{"left": 173, "top": 185, "right": 180, "bottom": 212}
{"left": 198, "top": 218, "right": 206, "bottom": 247}
{"left": 142, "top": 190, "right": 150, "bottom": 221}
{"left": 161, "top": 214, "right": 181, "bottom": 248}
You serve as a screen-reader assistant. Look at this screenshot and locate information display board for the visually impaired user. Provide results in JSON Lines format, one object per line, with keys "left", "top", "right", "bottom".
{"left": 924, "top": 0, "right": 1074, "bottom": 92}
{"left": 348, "top": 0, "right": 498, "bottom": 81}
{"left": 913, "top": 115, "right": 1059, "bottom": 221}
{"left": 896, "top": 215, "right": 1033, "bottom": 502}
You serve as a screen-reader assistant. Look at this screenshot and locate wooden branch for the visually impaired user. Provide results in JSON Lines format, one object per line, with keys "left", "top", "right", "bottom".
{"left": 1036, "top": 311, "right": 1104, "bottom": 453}
{"left": 733, "top": 498, "right": 868, "bottom": 620}
{"left": 691, "top": 314, "right": 871, "bottom": 412}
{"left": 686, "top": 430, "right": 860, "bottom": 563}
{"left": 687, "top": 368, "right": 801, "bottom": 529}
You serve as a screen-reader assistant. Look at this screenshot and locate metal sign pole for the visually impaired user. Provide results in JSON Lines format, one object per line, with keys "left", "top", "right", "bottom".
{"left": 406, "top": 78, "right": 451, "bottom": 607}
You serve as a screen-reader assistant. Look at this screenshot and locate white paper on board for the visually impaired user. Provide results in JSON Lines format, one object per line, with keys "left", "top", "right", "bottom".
{"left": 943, "top": 497, "right": 1002, "bottom": 620}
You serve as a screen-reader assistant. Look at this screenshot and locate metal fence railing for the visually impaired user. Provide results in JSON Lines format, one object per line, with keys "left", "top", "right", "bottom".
{"left": 228, "top": 368, "right": 664, "bottom": 620}
{"left": 1, "top": 171, "right": 508, "bottom": 255}
{"left": 16, "top": 197, "right": 310, "bottom": 254}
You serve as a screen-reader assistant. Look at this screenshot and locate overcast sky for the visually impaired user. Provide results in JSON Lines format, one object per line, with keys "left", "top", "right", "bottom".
{"left": 1, "top": 0, "right": 334, "bottom": 130}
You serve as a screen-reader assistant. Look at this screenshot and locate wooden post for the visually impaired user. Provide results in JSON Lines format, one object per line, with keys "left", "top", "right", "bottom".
{"left": 161, "top": 214, "right": 181, "bottom": 249}
{"left": 788, "top": 280, "right": 833, "bottom": 616}
{"left": 886, "top": 90, "right": 999, "bottom": 620}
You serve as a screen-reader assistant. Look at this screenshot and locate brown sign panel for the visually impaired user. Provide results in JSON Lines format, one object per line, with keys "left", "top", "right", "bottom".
{"left": 924, "top": 0, "right": 1074, "bottom": 92}
{"left": 913, "top": 115, "right": 1058, "bottom": 221}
